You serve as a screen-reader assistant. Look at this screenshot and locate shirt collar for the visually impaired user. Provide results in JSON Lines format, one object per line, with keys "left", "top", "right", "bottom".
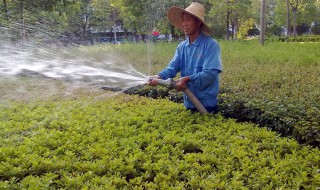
{"left": 185, "top": 32, "right": 204, "bottom": 46}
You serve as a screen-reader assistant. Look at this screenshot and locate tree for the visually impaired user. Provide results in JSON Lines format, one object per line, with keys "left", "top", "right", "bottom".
{"left": 208, "top": 0, "right": 253, "bottom": 40}
{"left": 0, "top": 0, "right": 76, "bottom": 42}
{"left": 275, "top": 0, "right": 318, "bottom": 37}
{"left": 260, "top": 0, "right": 266, "bottom": 45}
{"left": 111, "top": 0, "right": 149, "bottom": 35}
{"left": 1, "top": 0, "right": 9, "bottom": 25}
{"left": 90, "top": 0, "right": 113, "bottom": 31}
{"left": 286, "top": 0, "right": 291, "bottom": 36}
{"left": 1, "top": 0, "right": 319, "bottom": 44}
{"left": 111, "top": 0, "right": 192, "bottom": 39}
{"left": 289, "top": 0, "right": 301, "bottom": 36}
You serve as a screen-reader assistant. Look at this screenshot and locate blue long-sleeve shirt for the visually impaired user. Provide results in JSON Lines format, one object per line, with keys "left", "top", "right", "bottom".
{"left": 158, "top": 32, "right": 222, "bottom": 108}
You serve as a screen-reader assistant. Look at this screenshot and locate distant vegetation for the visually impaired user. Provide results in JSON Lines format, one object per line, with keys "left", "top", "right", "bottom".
{"left": 0, "top": 0, "right": 319, "bottom": 44}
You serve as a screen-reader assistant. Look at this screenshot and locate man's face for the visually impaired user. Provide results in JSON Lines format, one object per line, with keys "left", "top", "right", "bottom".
{"left": 181, "top": 13, "right": 201, "bottom": 36}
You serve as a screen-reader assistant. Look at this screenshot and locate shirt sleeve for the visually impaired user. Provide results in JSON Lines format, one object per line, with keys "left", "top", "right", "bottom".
{"left": 189, "top": 41, "right": 222, "bottom": 90}
{"left": 158, "top": 44, "right": 182, "bottom": 80}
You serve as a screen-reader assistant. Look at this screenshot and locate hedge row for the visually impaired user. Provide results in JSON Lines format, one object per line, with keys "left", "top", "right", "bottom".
{"left": 124, "top": 85, "right": 320, "bottom": 148}
{"left": 271, "top": 35, "right": 320, "bottom": 42}
{"left": 1, "top": 94, "right": 320, "bottom": 189}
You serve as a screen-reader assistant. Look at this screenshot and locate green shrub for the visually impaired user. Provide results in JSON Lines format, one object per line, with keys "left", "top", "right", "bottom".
{"left": 311, "top": 22, "right": 320, "bottom": 35}
{"left": 276, "top": 35, "right": 320, "bottom": 42}
{"left": 114, "top": 41, "right": 320, "bottom": 148}
{"left": 1, "top": 94, "right": 320, "bottom": 189}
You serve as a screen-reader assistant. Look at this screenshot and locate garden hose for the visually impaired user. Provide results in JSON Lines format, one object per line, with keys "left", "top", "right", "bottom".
{"left": 152, "top": 78, "right": 208, "bottom": 114}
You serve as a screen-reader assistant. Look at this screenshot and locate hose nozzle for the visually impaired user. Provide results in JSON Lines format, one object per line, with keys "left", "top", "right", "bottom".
{"left": 152, "top": 78, "right": 176, "bottom": 90}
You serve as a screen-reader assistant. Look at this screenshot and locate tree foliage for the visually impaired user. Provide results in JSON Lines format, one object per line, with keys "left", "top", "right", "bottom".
{"left": 208, "top": 0, "right": 254, "bottom": 39}
{"left": 275, "top": 0, "right": 318, "bottom": 36}
{"left": 0, "top": 0, "right": 319, "bottom": 43}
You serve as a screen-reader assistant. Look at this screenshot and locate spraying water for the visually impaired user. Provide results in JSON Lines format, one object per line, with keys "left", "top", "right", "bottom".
{"left": 0, "top": 30, "right": 151, "bottom": 139}
{"left": 0, "top": 13, "right": 155, "bottom": 104}
{"left": 0, "top": 38, "right": 147, "bottom": 99}
{"left": 0, "top": 4, "right": 156, "bottom": 145}
{"left": 0, "top": 43, "right": 148, "bottom": 88}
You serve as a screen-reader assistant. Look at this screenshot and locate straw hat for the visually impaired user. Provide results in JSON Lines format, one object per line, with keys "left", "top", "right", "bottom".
{"left": 167, "top": 2, "right": 213, "bottom": 35}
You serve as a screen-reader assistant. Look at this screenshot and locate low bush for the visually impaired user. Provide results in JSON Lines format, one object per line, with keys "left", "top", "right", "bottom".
{"left": 275, "top": 35, "right": 320, "bottom": 42}
{"left": 1, "top": 94, "right": 320, "bottom": 189}
{"left": 116, "top": 41, "right": 320, "bottom": 148}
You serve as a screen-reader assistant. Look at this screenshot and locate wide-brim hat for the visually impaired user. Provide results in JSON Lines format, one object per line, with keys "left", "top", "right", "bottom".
{"left": 167, "top": 2, "right": 213, "bottom": 36}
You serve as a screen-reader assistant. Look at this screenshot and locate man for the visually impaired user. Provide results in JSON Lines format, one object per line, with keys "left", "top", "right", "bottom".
{"left": 148, "top": 2, "right": 222, "bottom": 113}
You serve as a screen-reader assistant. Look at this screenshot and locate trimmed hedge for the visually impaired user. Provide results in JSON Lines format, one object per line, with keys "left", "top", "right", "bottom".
{"left": 101, "top": 38, "right": 320, "bottom": 148}
{"left": 1, "top": 94, "right": 320, "bottom": 189}
{"left": 124, "top": 84, "right": 320, "bottom": 148}
{"left": 272, "top": 35, "right": 320, "bottom": 42}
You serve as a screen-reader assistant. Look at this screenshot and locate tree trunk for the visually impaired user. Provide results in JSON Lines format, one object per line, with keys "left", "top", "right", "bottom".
{"left": 226, "top": 8, "right": 230, "bottom": 40}
{"left": 286, "top": 0, "right": 291, "bottom": 37}
{"left": 170, "top": 24, "right": 174, "bottom": 40}
{"left": 3, "top": 0, "right": 9, "bottom": 24}
{"left": 234, "top": 18, "right": 239, "bottom": 40}
{"left": 19, "top": 0, "right": 27, "bottom": 44}
{"left": 260, "top": 0, "right": 266, "bottom": 45}
{"left": 292, "top": 8, "right": 297, "bottom": 37}
{"left": 113, "top": 24, "right": 117, "bottom": 44}
{"left": 82, "top": 15, "right": 89, "bottom": 38}
{"left": 231, "top": 22, "right": 235, "bottom": 40}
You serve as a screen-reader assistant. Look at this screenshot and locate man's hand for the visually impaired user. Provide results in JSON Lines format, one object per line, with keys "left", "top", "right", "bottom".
{"left": 175, "top": 76, "right": 190, "bottom": 91}
{"left": 147, "top": 75, "right": 161, "bottom": 86}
